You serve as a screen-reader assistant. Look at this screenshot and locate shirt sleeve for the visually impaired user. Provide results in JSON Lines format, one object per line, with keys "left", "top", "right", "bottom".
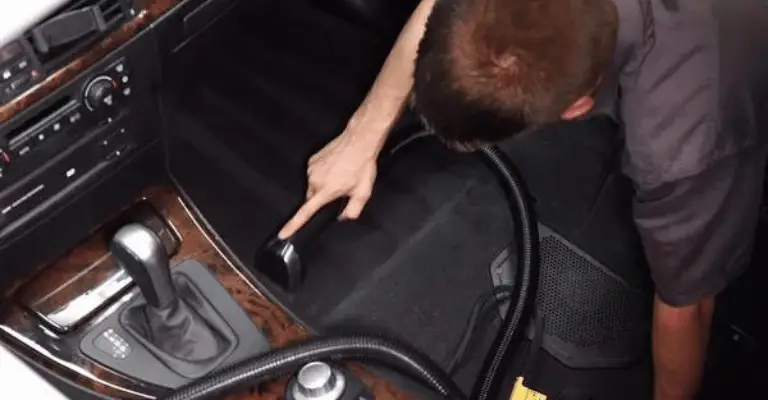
{"left": 619, "top": 1, "right": 765, "bottom": 306}
{"left": 631, "top": 149, "right": 764, "bottom": 306}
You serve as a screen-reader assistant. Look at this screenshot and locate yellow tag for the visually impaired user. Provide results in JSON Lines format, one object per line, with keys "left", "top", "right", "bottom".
{"left": 509, "top": 377, "right": 548, "bottom": 400}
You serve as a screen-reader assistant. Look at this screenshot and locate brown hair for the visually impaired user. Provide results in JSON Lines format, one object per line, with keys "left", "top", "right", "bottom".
{"left": 412, "top": 0, "right": 618, "bottom": 145}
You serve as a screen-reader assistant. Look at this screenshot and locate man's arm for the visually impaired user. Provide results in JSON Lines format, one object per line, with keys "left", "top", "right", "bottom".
{"left": 652, "top": 294, "right": 714, "bottom": 399}
{"left": 278, "top": 0, "right": 436, "bottom": 238}
{"left": 618, "top": 3, "right": 764, "bottom": 398}
{"left": 631, "top": 149, "right": 764, "bottom": 398}
{"left": 344, "top": 0, "right": 437, "bottom": 152}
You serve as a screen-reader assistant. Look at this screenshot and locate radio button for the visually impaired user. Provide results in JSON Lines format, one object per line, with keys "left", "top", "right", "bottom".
{"left": 16, "top": 145, "right": 31, "bottom": 158}
{"left": 68, "top": 110, "right": 82, "bottom": 125}
{"left": 14, "top": 59, "right": 29, "bottom": 72}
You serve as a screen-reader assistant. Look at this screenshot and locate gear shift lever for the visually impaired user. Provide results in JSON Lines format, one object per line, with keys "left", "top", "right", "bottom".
{"left": 112, "top": 223, "right": 232, "bottom": 377}
{"left": 110, "top": 223, "right": 176, "bottom": 309}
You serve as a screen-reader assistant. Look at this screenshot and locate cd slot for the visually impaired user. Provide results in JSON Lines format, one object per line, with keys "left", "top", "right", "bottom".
{"left": 7, "top": 96, "right": 77, "bottom": 150}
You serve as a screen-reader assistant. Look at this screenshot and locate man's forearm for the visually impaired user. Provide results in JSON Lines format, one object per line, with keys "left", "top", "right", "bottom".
{"left": 653, "top": 295, "right": 715, "bottom": 400}
{"left": 347, "top": 0, "right": 436, "bottom": 151}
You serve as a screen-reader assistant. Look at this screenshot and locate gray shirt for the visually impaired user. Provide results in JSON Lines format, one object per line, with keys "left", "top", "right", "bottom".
{"left": 595, "top": 0, "right": 768, "bottom": 305}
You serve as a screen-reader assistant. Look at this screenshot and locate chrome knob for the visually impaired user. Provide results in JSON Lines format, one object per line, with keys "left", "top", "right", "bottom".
{"left": 291, "top": 362, "right": 346, "bottom": 400}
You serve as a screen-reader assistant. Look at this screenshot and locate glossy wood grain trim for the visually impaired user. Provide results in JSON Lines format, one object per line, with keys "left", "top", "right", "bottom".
{"left": 14, "top": 202, "right": 179, "bottom": 333}
{"left": 0, "top": 0, "right": 183, "bottom": 124}
{"left": 0, "top": 186, "right": 416, "bottom": 399}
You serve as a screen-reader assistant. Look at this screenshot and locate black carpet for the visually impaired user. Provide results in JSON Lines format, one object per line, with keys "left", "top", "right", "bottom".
{"left": 158, "top": 0, "right": 760, "bottom": 398}
{"left": 162, "top": 0, "right": 519, "bottom": 388}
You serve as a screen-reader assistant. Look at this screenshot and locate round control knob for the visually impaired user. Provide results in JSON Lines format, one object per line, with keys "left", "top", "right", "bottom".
{"left": 291, "top": 362, "right": 347, "bottom": 400}
{"left": 84, "top": 76, "right": 118, "bottom": 111}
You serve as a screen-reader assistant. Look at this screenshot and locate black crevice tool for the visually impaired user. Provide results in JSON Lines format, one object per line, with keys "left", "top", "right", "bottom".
{"left": 255, "top": 198, "right": 347, "bottom": 291}
{"left": 256, "top": 119, "right": 428, "bottom": 292}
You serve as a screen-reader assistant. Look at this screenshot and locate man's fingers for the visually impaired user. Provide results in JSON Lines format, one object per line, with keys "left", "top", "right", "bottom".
{"left": 340, "top": 195, "right": 368, "bottom": 220}
{"left": 341, "top": 188, "right": 372, "bottom": 220}
{"left": 278, "top": 193, "right": 335, "bottom": 239}
{"left": 341, "top": 178, "right": 374, "bottom": 220}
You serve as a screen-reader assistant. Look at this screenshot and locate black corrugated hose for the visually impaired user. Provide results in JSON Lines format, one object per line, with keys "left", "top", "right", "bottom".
{"left": 162, "top": 334, "right": 466, "bottom": 400}
{"left": 471, "top": 145, "right": 539, "bottom": 400}
{"left": 163, "top": 144, "right": 538, "bottom": 400}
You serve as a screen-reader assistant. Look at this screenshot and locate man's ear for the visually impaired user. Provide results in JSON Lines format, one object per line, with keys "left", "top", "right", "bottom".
{"left": 561, "top": 96, "right": 594, "bottom": 120}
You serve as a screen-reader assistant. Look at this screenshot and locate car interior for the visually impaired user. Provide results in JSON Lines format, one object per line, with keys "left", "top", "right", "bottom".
{"left": 0, "top": 0, "right": 765, "bottom": 399}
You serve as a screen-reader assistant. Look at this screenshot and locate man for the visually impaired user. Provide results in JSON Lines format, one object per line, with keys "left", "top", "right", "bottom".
{"left": 279, "top": 0, "right": 768, "bottom": 398}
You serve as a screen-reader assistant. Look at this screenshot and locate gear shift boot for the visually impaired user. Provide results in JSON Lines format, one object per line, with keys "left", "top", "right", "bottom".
{"left": 78, "top": 223, "right": 270, "bottom": 388}
{"left": 120, "top": 273, "right": 237, "bottom": 379}
{"left": 81, "top": 259, "right": 271, "bottom": 389}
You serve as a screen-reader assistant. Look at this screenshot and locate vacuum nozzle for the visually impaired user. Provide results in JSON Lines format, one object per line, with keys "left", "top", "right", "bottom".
{"left": 255, "top": 199, "right": 346, "bottom": 291}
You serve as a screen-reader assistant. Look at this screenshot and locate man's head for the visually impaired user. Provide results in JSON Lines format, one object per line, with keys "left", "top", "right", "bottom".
{"left": 412, "top": 0, "right": 618, "bottom": 148}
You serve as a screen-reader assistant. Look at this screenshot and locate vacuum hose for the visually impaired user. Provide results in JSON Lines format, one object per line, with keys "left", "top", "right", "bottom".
{"left": 472, "top": 146, "right": 539, "bottom": 400}
{"left": 165, "top": 142, "right": 538, "bottom": 400}
{"left": 163, "top": 334, "right": 466, "bottom": 400}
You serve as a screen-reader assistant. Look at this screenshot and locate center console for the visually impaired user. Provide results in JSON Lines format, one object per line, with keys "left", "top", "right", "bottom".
{"left": 0, "top": 187, "right": 417, "bottom": 399}
{"left": 0, "top": 4, "right": 167, "bottom": 286}
{"left": 0, "top": 1, "right": 426, "bottom": 399}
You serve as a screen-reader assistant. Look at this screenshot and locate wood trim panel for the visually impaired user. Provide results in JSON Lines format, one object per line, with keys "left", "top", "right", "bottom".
{"left": 0, "top": 186, "right": 415, "bottom": 399}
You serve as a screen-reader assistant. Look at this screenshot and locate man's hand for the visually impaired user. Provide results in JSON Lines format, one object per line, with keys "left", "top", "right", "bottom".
{"left": 278, "top": 131, "right": 379, "bottom": 239}
{"left": 279, "top": 0, "right": 436, "bottom": 239}
{"left": 278, "top": 0, "right": 437, "bottom": 239}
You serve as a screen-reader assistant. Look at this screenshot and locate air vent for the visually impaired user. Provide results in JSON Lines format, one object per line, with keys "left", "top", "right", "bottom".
{"left": 62, "top": 0, "right": 128, "bottom": 25}
{"left": 26, "top": 0, "right": 133, "bottom": 72}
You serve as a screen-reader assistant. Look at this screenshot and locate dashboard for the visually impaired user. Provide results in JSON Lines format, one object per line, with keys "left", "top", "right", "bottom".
{"left": 0, "top": 0, "right": 234, "bottom": 285}
{"left": 0, "top": 0, "right": 178, "bottom": 121}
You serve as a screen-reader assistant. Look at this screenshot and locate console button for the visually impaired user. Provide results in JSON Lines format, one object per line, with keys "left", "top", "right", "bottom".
{"left": 68, "top": 109, "right": 82, "bottom": 125}
{"left": 16, "top": 145, "right": 32, "bottom": 158}
{"left": 291, "top": 362, "right": 347, "bottom": 400}
{"left": 4, "top": 72, "right": 31, "bottom": 96}
{"left": 93, "top": 328, "right": 131, "bottom": 360}
{"left": 14, "top": 59, "right": 29, "bottom": 72}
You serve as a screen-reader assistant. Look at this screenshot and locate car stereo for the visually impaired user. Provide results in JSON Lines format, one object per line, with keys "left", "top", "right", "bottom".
{"left": 0, "top": 28, "right": 160, "bottom": 241}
